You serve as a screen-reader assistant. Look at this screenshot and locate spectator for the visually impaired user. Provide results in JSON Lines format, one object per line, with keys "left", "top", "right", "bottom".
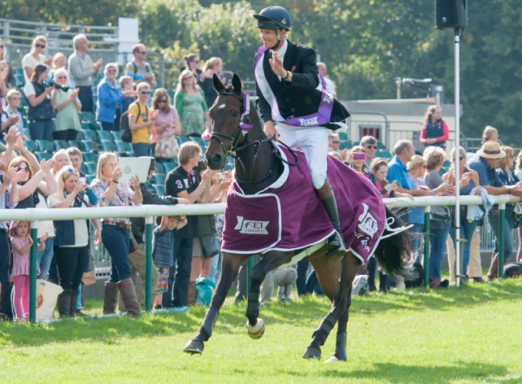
{"left": 328, "top": 133, "right": 341, "bottom": 152}
{"left": 423, "top": 147, "right": 453, "bottom": 288}
{"left": 9, "top": 220, "right": 45, "bottom": 322}
{"left": 129, "top": 82, "right": 157, "bottom": 156}
{"left": 64, "top": 147, "right": 99, "bottom": 205}
{"left": 419, "top": 105, "right": 449, "bottom": 149}
{"left": 174, "top": 69, "right": 209, "bottom": 138}
{"left": 68, "top": 34, "right": 103, "bottom": 113}
{"left": 317, "top": 62, "right": 336, "bottom": 98}
{"left": 51, "top": 149, "right": 72, "bottom": 175}
{"left": 152, "top": 215, "right": 187, "bottom": 309}
{"left": 124, "top": 44, "right": 156, "bottom": 88}
{"left": 49, "top": 53, "right": 75, "bottom": 89}
{"left": 51, "top": 68, "right": 82, "bottom": 140}
{"left": 22, "top": 35, "right": 53, "bottom": 84}
{"left": 97, "top": 63, "right": 124, "bottom": 132}
{"left": 24, "top": 64, "right": 55, "bottom": 140}
{"left": 1, "top": 89, "right": 25, "bottom": 136}
{"left": 164, "top": 142, "right": 213, "bottom": 308}
{"left": 481, "top": 125, "right": 500, "bottom": 145}
{"left": 48, "top": 167, "right": 101, "bottom": 317}
{"left": 151, "top": 88, "right": 181, "bottom": 161}
{"left": 361, "top": 135, "right": 378, "bottom": 168}
{"left": 0, "top": 38, "right": 15, "bottom": 88}
{"left": 184, "top": 53, "right": 203, "bottom": 86}
{"left": 516, "top": 150, "right": 522, "bottom": 263}
{"left": 119, "top": 76, "right": 136, "bottom": 114}
{"left": 126, "top": 158, "right": 189, "bottom": 309}
{"left": 369, "top": 157, "right": 412, "bottom": 199}
{"left": 444, "top": 146, "right": 481, "bottom": 282}
{"left": 199, "top": 57, "right": 225, "bottom": 108}
{"left": 0, "top": 139, "right": 23, "bottom": 320}
{"left": 91, "top": 152, "right": 142, "bottom": 316}
{"left": 347, "top": 146, "right": 371, "bottom": 177}
{"left": 190, "top": 161, "right": 231, "bottom": 286}
{"left": 468, "top": 141, "right": 522, "bottom": 281}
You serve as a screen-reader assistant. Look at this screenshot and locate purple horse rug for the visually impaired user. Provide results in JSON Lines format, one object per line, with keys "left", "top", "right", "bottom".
{"left": 221, "top": 143, "right": 386, "bottom": 263}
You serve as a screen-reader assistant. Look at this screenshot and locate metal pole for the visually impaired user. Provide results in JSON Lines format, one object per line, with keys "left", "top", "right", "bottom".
{"left": 454, "top": 28, "right": 462, "bottom": 288}
{"left": 423, "top": 206, "right": 431, "bottom": 288}
{"left": 498, "top": 203, "right": 506, "bottom": 279}
{"left": 145, "top": 216, "right": 153, "bottom": 311}
{"left": 29, "top": 221, "right": 38, "bottom": 324}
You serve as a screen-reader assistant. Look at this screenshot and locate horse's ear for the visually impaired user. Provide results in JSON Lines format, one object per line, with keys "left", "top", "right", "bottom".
{"left": 232, "top": 73, "right": 242, "bottom": 93}
{"left": 212, "top": 74, "right": 225, "bottom": 94}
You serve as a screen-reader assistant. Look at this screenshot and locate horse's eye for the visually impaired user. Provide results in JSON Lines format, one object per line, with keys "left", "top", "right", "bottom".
{"left": 232, "top": 111, "right": 240, "bottom": 118}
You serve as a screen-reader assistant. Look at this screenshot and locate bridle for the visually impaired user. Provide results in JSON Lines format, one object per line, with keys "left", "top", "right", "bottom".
{"left": 208, "top": 90, "right": 298, "bottom": 190}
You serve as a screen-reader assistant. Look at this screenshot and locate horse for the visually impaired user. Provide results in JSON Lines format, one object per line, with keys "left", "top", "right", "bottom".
{"left": 183, "top": 73, "right": 414, "bottom": 361}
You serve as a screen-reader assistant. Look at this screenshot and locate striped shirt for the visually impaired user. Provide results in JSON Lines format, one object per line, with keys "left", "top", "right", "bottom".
{"left": 91, "top": 179, "right": 136, "bottom": 226}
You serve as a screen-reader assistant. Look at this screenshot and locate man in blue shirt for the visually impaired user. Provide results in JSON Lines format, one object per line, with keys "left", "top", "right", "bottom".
{"left": 468, "top": 140, "right": 522, "bottom": 281}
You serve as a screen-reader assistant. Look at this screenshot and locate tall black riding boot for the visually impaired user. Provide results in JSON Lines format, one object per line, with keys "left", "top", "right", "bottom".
{"left": 0, "top": 281, "right": 13, "bottom": 321}
{"left": 319, "top": 195, "right": 346, "bottom": 257}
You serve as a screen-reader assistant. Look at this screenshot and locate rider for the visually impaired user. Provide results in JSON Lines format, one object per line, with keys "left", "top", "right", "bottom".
{"left": 253, "top": 6, "right": 350, "bottom": 256}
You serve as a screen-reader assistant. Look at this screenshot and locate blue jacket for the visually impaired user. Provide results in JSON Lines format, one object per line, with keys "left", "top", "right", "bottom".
{"left": 96, "top": 78, "right": 122, "bottom": 123}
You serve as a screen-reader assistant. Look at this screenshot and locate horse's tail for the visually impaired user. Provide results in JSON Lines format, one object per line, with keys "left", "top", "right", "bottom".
{"left": 373, "top": 207, "right": 417, "bottom": 281}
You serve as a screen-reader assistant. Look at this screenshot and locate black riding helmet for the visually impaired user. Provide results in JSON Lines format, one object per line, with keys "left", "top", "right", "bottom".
{"left": 254, "top": 6, "right": 291, "bottom": 31}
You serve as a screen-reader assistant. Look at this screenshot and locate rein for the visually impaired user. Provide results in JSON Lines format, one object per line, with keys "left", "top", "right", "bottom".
{"left": 209, "top": 91, "right": 299, "bottom": 191}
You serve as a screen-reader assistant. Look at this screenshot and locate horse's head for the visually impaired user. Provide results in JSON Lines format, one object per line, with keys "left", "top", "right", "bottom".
{"left": 205, "top": 73, "right": 250, "bottom": 170}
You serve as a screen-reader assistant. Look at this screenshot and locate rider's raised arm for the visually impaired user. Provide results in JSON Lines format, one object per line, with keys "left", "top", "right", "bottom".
{"left": 283, "top": 46, "right": 319, "bottom": 90}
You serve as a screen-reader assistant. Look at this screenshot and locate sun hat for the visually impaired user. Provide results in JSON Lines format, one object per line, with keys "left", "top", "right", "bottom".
{"left": 477, "top": 140, "right": 506, "bottom": 159}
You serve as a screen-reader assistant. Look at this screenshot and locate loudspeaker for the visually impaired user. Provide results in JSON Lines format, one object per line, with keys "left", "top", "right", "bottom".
{"left": 436, "top": 0, "right": 468, "bottom": 29}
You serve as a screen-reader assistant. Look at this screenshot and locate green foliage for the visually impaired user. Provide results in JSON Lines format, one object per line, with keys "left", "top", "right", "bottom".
{"left": 3, "top": 0, "right": 522, "bottom": 145}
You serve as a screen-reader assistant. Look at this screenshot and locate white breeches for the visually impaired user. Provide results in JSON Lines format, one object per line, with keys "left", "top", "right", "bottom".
{"left": 276, "top": 123, "right": 329, "bottom": 189}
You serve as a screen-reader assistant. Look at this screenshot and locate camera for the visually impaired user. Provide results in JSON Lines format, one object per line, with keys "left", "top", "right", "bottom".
{"left": 48, "top": 80, "right": 69, "bottom": 92}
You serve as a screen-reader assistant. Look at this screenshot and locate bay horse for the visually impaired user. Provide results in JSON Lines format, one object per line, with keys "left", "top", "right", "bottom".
{"left": 183, "top": 74, "right": 413, "bottom": 361}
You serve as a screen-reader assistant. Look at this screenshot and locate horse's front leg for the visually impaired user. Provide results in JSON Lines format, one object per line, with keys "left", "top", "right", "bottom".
{"left": 245, "top": 251, "right": 293, "bottom": 339}
{"left": 184, "top": 252, "right": 247, "bottom": 354}
{"left": 303, "top": 251, "right": 359, "bottom": 360}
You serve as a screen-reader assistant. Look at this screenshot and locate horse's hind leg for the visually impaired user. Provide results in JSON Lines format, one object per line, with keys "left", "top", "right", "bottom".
{"left": 303, "top": 252, "right": 359, "bottom": 360}
{"left": 184, "top": 252, "right": 247, "bottom": 354}
{"left": 245, "top": 251, "right": 293, "bottom": 338}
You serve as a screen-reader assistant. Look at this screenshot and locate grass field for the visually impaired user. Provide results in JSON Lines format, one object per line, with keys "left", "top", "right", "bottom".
{"left": 1, "top": 279, "right": 522, "bottom": 383}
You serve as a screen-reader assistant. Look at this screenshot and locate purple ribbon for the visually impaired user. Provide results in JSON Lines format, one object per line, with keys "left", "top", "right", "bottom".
{"left": 239, "top": 93, "right": 253, "bottom": 131}
{"left": 254, "top": 45, "right": 335, "bottom": 128}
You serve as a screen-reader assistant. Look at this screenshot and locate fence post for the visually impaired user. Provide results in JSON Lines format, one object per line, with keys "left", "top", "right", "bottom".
{"left": 145, "top": 216, "right": 153, "bottom": 311}
{"left": 498, "top": 202, "right": 506, "bottom": 279}
{"left": 423, "top": 206, "right": 431, "bottom": 288}
{"left": 29, "top": 221, "right": 39, "bottom": 324}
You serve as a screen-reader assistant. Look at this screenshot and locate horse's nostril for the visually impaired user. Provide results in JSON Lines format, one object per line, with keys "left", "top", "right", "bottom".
{"left": 211, "top": 154, "right": 222, "bottom": 165}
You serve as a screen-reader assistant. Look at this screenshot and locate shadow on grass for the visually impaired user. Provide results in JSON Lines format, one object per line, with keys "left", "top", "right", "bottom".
{"left": 281, "top": 361, "right": 511, "bottom": 383}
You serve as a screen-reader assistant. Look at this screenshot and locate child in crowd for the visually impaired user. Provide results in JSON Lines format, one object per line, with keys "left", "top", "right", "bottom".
{"left": 119, "top": 75, "right": 136, "bottom": 114}
{"left": 10, "top": 221, "right": 46, "bottom": 322}
{"left": 152, "top": 215, "right": 187, "bottom": 309}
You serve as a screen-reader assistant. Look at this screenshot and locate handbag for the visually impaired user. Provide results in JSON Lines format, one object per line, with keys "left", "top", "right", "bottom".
{"left": 200, "top": 235, "right": 220, "bottom": 259}
{"left": 82, "top": 269, "right": 96, "bottom": 286}
{"left": 154, "top": 134, "right": 179, "bottom": 159}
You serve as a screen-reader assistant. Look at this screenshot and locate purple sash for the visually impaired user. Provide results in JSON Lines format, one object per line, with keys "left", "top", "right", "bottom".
{"left": 254, "top": 45, "right": 335, "bottom": 128}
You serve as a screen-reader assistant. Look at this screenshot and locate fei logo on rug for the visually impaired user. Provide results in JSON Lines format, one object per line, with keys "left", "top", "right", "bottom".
{"left": 357, "top": 203, "right": 379, "bottom": 238}
{"left": 234, "top": 216, "right": 269, "bottom": 235}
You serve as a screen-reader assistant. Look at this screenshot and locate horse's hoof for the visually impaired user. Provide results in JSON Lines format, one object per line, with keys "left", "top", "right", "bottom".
{"left": 302, "top": 346, "right": 321, "bottom": 360}
{"left": 183, "top": 338, "right": 204, "bottom": 355}
{"left": 246, "top": 318, "right": 265, "bottom": 340}
{"left": 324, "top": 355, "right": 346, "bottom": 363}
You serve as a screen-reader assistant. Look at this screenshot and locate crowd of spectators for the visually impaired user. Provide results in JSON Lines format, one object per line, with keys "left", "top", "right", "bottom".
{"left": 1, "top": 33, "right": 522, "bottom": 323}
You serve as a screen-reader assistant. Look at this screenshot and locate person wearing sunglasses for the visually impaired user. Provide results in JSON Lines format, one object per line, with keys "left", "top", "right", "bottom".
{"left": 150, "top": 88, "right": 182, "bottom": 160}
{"left": 123, "top": 44, "right": 156, "bottom": 89}
{"left": 68, "top": 34, "right": 103, "bottom": 114}
{"left": 419, "top": 105, "right": 449, "bottom": 150}
{"left": 22, "top": 35, "right": 53, "bottom": 84}
{"left": 51, "top": 68, "right": 82, "bottom": 140}
{"left": 128, "top": 82, "right": 157, "bottom": 156}
{"left": 48, "top": 52, "right": 75, "bottom": 89}
{"left": 174, "top": 69, "right": 209, "bottom": 138}
{"left": 184, "top": 53, "right": 204, "bottom": 87}
{"left": 360, "top": 135, "right": 378, "bottom": 168}
{"left": 97, "top": 63, "right": 129, "bottom": 132}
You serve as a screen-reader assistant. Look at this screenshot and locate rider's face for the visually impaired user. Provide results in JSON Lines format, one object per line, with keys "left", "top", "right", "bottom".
{"left": 259, "top": 29, "right": 278, "bottom": 48}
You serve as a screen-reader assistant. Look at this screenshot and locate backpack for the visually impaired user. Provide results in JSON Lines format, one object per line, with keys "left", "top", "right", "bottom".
{"left": 120, "top": 102, "right": 145, "bottom": 143}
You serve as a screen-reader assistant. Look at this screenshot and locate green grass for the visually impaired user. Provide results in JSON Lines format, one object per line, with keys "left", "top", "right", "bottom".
{"left": 1, "top": 279, "right": 522, "bottom": 383}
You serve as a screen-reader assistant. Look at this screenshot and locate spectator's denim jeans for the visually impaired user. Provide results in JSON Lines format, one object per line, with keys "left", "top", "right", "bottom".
{"left": 101, "top": 224, "right": 132, "bottom": 283}
{"left": 37, "top": 237, "right": 54, "bottom": 280}
{"left": 28, "top": 119, "right": 53, "bottom": 140}
{"left": 209, "top": 248, "right": 222, "bottom": 286}
{"left": 410, "top": 223, "right": 424, "bottom": 263}
{"left": 450, "top": 218, "right": 478, "bottom": 278}
{"left": 488, "top": 209, "right": 514, "bottom": 262}
{"left": 78, "top": 86, "right": 94, "bottom": 113}
{"left": 171, "top": 237, "right": 193, "bottom": 307}
{"left": 132, "top": 143, "right": 151, "bottom": 157}
{"left": 429, "top": 227, "right": 450, "bottom": 279}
